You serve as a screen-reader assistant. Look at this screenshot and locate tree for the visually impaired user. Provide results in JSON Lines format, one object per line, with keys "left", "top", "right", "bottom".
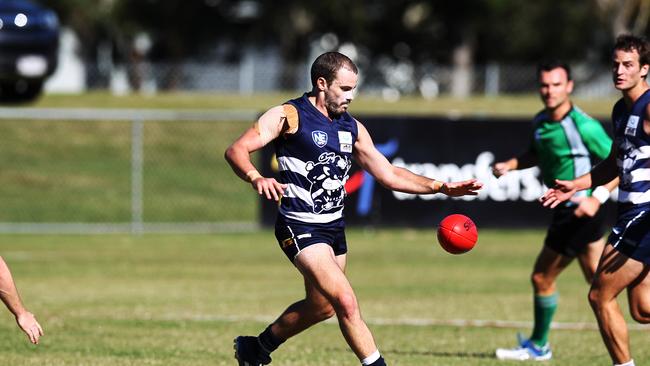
{"left": 595, "top": 0, "right": 650, "bottom": 36}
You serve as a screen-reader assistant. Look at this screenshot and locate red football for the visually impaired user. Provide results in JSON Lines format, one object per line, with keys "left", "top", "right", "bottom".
{"left": 437, "top": 214, "right": 478, "bottom": 254}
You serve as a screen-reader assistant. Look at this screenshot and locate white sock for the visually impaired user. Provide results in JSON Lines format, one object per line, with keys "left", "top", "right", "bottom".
{"left": 614, "top": 359, "right": 635, "bottom": 366}
{"left": 361, "top": 350, "right": 380, "bottom": 365}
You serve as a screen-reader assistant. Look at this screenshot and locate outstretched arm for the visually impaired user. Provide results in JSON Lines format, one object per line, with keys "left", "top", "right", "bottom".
{"left": 353, "top": 121, "right": 482, "bottom": 196}
{"left": 0, "top": 256, "right": 43, "bottom": 344}
{"left": 572, "top": 177, "right": 619, "bottom": 217}
{"left": 492, "top": 149, "right": 537, "bottom": 177}
{"left": 224, "top": 106, "right": 288, "bottom": 201}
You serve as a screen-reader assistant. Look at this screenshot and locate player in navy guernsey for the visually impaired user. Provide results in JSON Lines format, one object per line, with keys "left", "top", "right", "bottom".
{"left": 542, "top": 35, "right": 650, "bottom": 366}
{"left": 225, "top": 52, "right": 483, "bottom": 366}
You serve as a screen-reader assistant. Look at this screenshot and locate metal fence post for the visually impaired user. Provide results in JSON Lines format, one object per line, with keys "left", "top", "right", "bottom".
{"left": 131, "top": 119, "right": 144, "bottom": 234}
{"left": 239, "top": 51, "right": 255, "bottom": 95}
{"left": 0, "top": 107, "right": 259, "bottom": 234}
{"left": 485, "top": 63, "right": 500, "bottom": 96}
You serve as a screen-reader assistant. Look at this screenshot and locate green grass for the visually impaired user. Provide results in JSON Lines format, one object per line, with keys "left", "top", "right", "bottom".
{"left": 0, "top": 229, "right": 647, "bottom": 365}
{"left": 0, "top": 119, "right": 256, "bottom": 222}
{"left": 32, "top": 91, "right": 618, "bottom": 118}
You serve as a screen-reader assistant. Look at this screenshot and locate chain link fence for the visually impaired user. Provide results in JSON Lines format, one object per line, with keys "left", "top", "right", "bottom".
{"left": 54, "top": 58, "right": 616, "bottom": 99}
{"left": 0, "top": 108, "right": 261, "bottom": 233}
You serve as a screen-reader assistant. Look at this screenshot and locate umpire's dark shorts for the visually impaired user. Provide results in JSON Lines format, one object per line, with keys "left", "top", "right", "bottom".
{"left": 544, "top": 204, "right": 607, "bottom": 257}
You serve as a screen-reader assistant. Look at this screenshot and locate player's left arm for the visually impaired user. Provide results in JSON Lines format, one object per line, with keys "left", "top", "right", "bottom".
{"left": 0, "top": 256, "right": 43, "bottom": 344}
{"left": 352, "top": 121, "right": 482, "bottom": 197}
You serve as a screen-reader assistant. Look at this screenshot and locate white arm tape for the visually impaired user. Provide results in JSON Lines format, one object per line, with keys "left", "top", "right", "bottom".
{"left": 592, "top": 186, "right": 610, "bottom": 204}
{"left": 255, "top": 105, "right": 299, "bottom": 145}
{"left": 255, "top": 114, "right": 284, "bottom": 145}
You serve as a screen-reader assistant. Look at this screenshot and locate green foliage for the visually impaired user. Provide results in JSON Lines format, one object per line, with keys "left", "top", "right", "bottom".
{"left": 36, "top": 0, "right": 615, "bottom": 66}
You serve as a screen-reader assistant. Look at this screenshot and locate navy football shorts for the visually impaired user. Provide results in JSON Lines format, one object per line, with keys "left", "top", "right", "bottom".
{"left": 608, "top": 207, "right": 650, "bottom": 265}
{"left": 274, "top": 215, "right": 348, "bottom": 262}
{"left": 544, "top": 205, "right": 607, "bottom": 257}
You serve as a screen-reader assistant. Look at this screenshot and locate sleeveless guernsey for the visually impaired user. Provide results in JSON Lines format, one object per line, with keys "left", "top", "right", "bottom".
{"left": 612, "top": 89, "right": 650, "bottom": 213}
{"left": 274, "top": 93, "right": 358, "bottom": 224}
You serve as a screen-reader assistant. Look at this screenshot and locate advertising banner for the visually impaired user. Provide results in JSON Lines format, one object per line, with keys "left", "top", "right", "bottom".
{"left": 260, "top": 116, "right": 614, "bottom": 228}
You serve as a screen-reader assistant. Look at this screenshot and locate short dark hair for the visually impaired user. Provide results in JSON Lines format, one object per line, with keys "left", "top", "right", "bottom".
{"left": 310, "top": 52, "right": 358, "bottom": 88}
{"left": 613, "top": 34, "right": 650, "bottom": 68}
{"left": 537, "top": 59, "right": 572, "bottom": 81}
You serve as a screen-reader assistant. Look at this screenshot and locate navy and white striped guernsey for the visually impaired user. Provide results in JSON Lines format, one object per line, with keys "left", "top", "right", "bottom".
{"left": 274, "top": 93, "right": 358, "bottom": 224}
{"left": 612, "top": 89, "right": 650, "bottom": 212}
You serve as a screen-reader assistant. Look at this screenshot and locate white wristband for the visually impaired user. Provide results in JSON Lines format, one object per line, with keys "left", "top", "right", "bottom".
{"left": 592, "top": 186, "right": 610, "bottom": 204}
{"left": 245, "top": 170, "right": 263, "bottom": 182}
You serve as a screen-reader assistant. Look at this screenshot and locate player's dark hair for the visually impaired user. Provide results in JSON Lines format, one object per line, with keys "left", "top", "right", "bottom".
{"left": 537, "top": 59, "right": 572, "bottom": 81}
{"left": 310, "top": 52, "right": 358, "bottom": 88}
{"left": 613, "top": 34, "right": 650, "bottom": 70}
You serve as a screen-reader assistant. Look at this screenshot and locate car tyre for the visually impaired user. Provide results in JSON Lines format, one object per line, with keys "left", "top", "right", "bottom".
{"left": 0, "top": 79, "right": 44, "bottom": 103}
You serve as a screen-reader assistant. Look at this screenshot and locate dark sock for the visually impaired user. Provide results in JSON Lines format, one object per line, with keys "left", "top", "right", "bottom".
{"left": 367, "top": 356, "right": 386, "bottom": 366}
{"left": 258, "top": 325, "right": 285, "bottom": 354}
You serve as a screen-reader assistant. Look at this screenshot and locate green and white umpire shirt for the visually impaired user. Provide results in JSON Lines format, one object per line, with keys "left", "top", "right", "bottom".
{"left": 530, "top": 105, "right": 612, "bottom": 200}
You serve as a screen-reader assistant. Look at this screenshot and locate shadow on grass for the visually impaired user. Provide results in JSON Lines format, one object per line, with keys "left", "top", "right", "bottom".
{"left": 386, "top": 349, "right": 495, "bottom": 359}
{"left": 327, "top": 347, "right": 495, "bottom": 360}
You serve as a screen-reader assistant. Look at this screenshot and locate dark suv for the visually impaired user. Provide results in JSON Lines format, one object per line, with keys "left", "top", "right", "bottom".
{"left": 0, "top": 0, "right": 58, "bottom": 102}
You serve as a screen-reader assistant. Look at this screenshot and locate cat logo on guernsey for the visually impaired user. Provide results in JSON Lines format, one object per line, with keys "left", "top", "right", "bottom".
{"left": 312, "top": 130, "right": 328, "bottom": 147}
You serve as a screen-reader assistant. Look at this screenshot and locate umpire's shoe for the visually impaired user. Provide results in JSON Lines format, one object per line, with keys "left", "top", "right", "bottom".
{"left": 234, "top": 336, "right": 272, "bottom": 366}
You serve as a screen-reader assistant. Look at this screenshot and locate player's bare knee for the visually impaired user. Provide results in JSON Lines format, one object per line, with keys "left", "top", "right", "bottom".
{"left": 333, "top": 292, "right": 359, "bottom": 320}
{"left": 587, "top": 289, "right": 597, "bottom": 306}
{"left": 531, "top": 272, "right": 552, "bottom": 292}
{"left": 588, "top": 288, "right": 605, "bottom": 310}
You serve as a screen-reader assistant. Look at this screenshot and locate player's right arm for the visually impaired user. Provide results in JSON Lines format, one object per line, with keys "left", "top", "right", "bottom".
{"left": 224, "top": 106, "right": 289, "bottom": 201}
{"left": 492, "top": 149, "right": 537, "bottom": 177}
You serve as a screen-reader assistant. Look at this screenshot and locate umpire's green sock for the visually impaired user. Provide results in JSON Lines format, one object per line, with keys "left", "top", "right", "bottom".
{"left": 530, "top": 293, "right": 558, "bottom": 347}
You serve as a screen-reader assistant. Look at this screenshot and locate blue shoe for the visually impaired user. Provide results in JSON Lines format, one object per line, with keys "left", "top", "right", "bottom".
{"left": 495, "top": 334, "right": 552, "bottom": 361}
{"left": 234, "top": 336, "right": 272, "bottom": 365}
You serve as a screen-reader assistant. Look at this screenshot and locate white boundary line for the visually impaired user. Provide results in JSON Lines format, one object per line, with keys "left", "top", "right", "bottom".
{"left": 0, "top": 222, "right": 259, "bottom": 234}
{"left": 151, "top": 314, "right": 650, "bottom": 331}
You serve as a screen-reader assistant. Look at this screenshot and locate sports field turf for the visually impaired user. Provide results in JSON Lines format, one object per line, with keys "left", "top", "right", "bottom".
{"left": 0, "top": 229, "right": 648, "bottom": 365}
{"left": 32, "top": 91, "right": 617, "bottom": 118}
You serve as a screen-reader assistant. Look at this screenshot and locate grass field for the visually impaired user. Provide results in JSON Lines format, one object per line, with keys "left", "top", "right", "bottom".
{"left": 0, "top": 118, "right": 257, "bottom": 222}
{"left": 31, "top": 91, "right": 618, "bottom": 118}
{"left": 0, "top": 229, "right": 648, "bottom": 365}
